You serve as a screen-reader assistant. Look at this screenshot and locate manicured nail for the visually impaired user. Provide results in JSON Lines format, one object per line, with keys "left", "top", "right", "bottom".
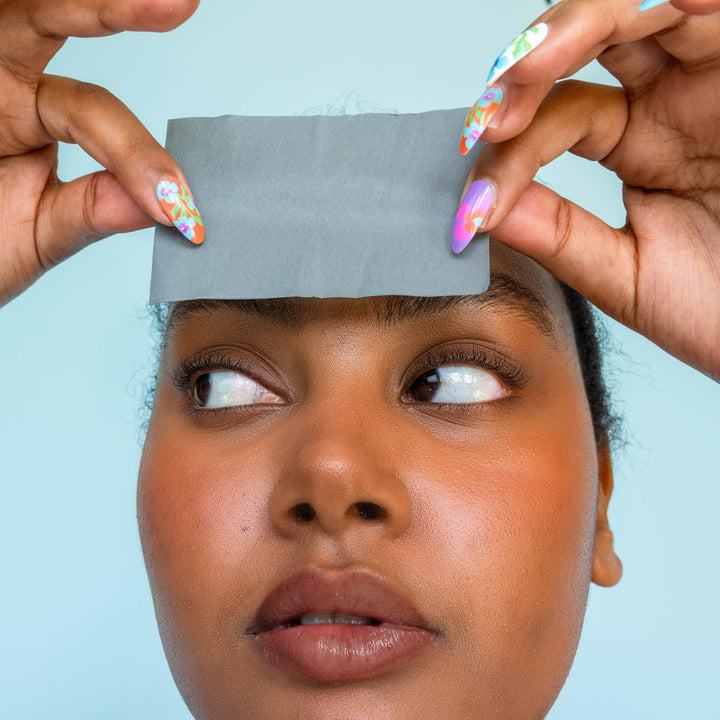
{"left": 638, "top": 0, "right": 671, "bottom": 9}
{"left": 453, "top": 180, "right": 495, "bottom": 254}
{"left": 485, "top": 23, "right": 549, "bottom": 88}
{"left": 156, "top": 176, "right": 205, "bottom": 244}
{"left": 460, "top": 85, "right": 504, "bottom": 155}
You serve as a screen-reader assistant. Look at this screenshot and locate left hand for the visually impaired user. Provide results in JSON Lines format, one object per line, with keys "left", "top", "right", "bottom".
{"left": 456, "top": 0, "right": 720, "bottom": 381}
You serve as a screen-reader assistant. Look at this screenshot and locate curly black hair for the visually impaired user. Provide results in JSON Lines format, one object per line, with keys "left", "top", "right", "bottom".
{"left": 559, "top": 284, "right": 620, "bottom": 448}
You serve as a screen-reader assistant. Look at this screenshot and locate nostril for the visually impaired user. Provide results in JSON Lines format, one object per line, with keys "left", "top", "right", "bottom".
{"left": 290, "top": 502, "right": 316, "bottom": 522}
{"left": 355, "top": 502, "right": 384, "bottom": 521}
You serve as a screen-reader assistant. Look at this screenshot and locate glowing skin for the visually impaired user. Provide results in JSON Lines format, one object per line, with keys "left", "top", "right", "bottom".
{"left": 138, "top": 242, "right": 622, "bottom": 720}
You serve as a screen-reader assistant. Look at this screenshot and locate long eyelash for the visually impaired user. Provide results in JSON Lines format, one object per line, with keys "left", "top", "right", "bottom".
{"left": 171, "top": 350, "right": 257, "bottom": 397}
{"left": 415, "top": 345, "right": 529, "bottom": 388}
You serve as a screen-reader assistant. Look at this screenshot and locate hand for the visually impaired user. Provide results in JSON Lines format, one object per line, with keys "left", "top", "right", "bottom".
{"left": 457, "top": 0, "right": 720, "bottom": 380}
{"left": 0, "top": 0, "right": 201, "bottom": 308}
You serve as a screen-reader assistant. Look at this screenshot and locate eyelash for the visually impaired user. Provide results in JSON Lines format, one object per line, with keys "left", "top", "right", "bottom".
{"left": 171, "top": 344, "right": 528, "bottom": 412}
{"left": 408, "top": 345, "right": 528, "bottom": 392}
{"left": 172, "top": 350, "right": 276, "bottom": 414}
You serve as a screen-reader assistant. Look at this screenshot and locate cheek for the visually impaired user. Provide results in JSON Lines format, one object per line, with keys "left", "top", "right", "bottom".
{"left": 137, "top": 370, "right": 600, "bottom": 720}
{"left": 402, "top": 404, "right": 598, "bottom": 714}
{"left": 137, "top": 423, "right": 273, "bottom": 703}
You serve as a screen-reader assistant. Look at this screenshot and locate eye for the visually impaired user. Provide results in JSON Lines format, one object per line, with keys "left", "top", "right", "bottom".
{"left": 406, "top": 365, "right": 510, "bottom": 404}
{"left": 192, "top": 370, "right": 284, "bottom": 408}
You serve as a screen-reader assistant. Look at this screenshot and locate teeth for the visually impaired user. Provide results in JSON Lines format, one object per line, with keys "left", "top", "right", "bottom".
{"left": 299, "top": 612, "right": 374, "bottom": 626}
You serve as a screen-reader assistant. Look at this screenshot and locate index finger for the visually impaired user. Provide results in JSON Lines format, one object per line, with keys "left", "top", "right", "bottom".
{"left": 460, "top": 0, "right": 720, "bottom": 150}
{"left": 488, "top": 0, "right": 681, "bottom": 88}
{"left": 0, "top": 0, "right": 199, "bottom": 75}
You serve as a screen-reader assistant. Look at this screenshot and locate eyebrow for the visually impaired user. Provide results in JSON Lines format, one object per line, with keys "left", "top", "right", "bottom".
{"left": 164, "top": 272, "right": 555, "bottom": 339}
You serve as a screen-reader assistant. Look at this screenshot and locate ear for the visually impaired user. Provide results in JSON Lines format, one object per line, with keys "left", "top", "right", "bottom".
{"left": 591, "top": 444, "right": 623, "bottom": 587}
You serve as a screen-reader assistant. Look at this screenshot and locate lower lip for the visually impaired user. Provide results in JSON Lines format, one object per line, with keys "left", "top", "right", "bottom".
{"left": 254, "top": 623, "right": 434, "bottom": 681}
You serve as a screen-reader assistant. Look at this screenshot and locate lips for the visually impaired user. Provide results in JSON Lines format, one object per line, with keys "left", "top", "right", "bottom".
{"left": 247, "top": 566, "right": 436, "bottom": 681}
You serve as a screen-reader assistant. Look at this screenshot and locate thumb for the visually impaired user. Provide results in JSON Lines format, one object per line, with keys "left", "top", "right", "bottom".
{"left": 35, "top": 168, "right": 154, "bottom": 269}
{"left": 490, "top": 181, "right": 639, "bottom": 328}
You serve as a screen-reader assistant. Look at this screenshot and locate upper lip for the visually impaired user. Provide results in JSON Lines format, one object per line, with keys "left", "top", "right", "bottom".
{"left": 248, "top": 566, "right": 433, "bottom": 635}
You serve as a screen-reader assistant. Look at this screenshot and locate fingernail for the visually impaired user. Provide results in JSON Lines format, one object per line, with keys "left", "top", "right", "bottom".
{"left": 485, "top": 23, "right": 549, "bottom": 87}
{"left": 453, "top": 180, "right": 495, "bottom": 254}
{"left": 156, "top": 176, "right": 205, "bottom": 244}
{"left": 638, "top": 0, "right": 670, "bottom": 9}
{"left": 460, "top": 85, "right": 504, "bottom": 155}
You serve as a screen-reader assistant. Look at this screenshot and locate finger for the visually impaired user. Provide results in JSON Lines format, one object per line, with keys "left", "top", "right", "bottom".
{"left": 489, "top": 181, "right": 639, "bottom": 335}
{"left": 483, "top": 0, "right": 680, "bottom": 88}
{"left": 459, "top": 0, "right": 679, "bottom": 154}
{"left": 595, "top": 13, "right": 720, "bottom": 94}
{"left": 35, "top": 169, "right": 154, "bottom": 270}
{"left": 492, "top": 179, "right": 720, "bottom": 378}
{"left": 462, "top": 80, "right": 557, "bottom": 148}
{"left": 648, "top": 10, "right": 720, "bottom": 66}
{"left": 36, "top": 74, "right": 204, "bottom": 243}
{"left": 454, "top": 80, "right": 628, "bottom": 253}
{"left": 0, "top": 144, "right": 152, "bottom": 306}
{"left": 596, "top": 36, "right": 673, "bottom": 92}
{"left": 654, "top": 0, "right": 720, "bottom": 14}
{"left": 462, "top": 0, "right": 720, "bottom": 150}
{"left": 0, "top": 0, "right": 199, "bottom": 75}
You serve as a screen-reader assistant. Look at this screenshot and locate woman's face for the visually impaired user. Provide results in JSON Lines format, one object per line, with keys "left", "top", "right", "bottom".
{"left": 138, "top": 242, "right": 621, "bottom": 720}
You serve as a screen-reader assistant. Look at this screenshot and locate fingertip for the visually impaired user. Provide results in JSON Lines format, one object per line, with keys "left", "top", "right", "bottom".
{"left": 452, "top": 236, "right": 472, "bottom": 254}
{"left": 190, "top": 223, "right": 205, "bottom": 245}
{"left": 104, "top": 0, "right": 200, "bottom": 33}
{"left": 452, "top": 180, "right": 496, "bottom": 253}
{"left": 156, "top": 176, "right": 205, "bottom": 245}
{"left": 459, "top": 85, "right": 506, "bottom": 155}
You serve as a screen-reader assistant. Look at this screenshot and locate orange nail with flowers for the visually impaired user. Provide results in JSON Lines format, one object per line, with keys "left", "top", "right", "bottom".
{"left": 156, "top": 176, "right": 205, "bottom": 244}
{"left": 460, "top": 85, "right": 504, "bottom": 155}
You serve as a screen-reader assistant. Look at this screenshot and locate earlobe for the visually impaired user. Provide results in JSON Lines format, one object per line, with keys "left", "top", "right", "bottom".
{"left": 591, "top": 445, "right": 623, "bottom": 588}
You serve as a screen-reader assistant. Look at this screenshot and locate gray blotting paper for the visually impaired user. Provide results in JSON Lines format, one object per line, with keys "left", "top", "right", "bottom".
{"left": 150, "top": 109, "right": 489, "bottom": 303}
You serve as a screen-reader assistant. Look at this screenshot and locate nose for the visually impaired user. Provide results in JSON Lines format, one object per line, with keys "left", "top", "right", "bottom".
{"left": 268, "top": 406, "right": 412, "bottom": 540}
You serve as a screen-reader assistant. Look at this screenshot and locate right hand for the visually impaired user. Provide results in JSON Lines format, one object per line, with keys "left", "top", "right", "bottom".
{"left": 0, "top": 0, "right": 200, "bottom": 307}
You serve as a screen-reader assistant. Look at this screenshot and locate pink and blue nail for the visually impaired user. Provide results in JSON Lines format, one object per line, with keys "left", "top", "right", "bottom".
{"left": 452, "top": 180, "right": 495, "bottom": 254}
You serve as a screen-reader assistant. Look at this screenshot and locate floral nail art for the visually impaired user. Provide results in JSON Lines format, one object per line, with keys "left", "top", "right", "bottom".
{"left": 460, "top": 85, "right": 504, "bottom": 155}
{"left": 452, "top": 180, "right": 495, "bottom": 254}
{"left": 485, "top": 23, "right": 548, "bottom": 88}
{"left": 157, "top": 176, "right": 205, "bottom": 244}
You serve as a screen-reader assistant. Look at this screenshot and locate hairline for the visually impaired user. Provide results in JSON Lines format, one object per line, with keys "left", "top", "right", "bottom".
{"left": 162, "top": 272, "right": 556, "bottom": 342}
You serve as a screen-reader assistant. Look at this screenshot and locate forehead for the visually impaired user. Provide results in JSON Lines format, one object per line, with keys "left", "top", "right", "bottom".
{"left": 164, "top": 243, "right": 575, "bottom": 345}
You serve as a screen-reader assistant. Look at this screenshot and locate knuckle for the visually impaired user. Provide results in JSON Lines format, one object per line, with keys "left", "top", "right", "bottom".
{"left": 498, "top": 132, "right": 544, "bottom": 178}
{"left": 547, "top": 79, "right": 587, "bottom": 103}
{"left": 67, "top": 79, "right": 114, "bottom": 107}
{"left": 81, "top": 173, "right": 103, "bottom": 240}
{"left": 551, "top": 196, "right": 574, "bottom": 260}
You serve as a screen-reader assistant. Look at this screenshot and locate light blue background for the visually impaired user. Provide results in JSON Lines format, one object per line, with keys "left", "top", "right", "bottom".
{"left": 1, "top": 0, "right": 718, "bottom": 717}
